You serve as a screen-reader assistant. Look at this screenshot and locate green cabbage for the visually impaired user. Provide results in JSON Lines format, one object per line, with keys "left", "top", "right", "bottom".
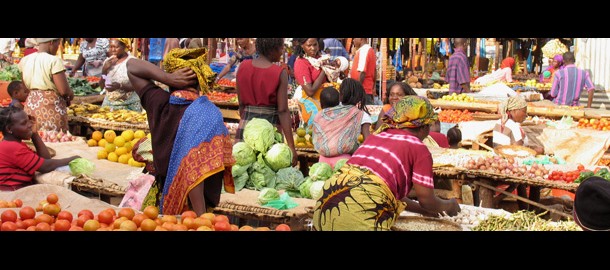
{"left": 334, "top": 158, "right": 348, "bottom": 172}
{"left": 265, "top": 143, "right": 293, "bottom": 171}
{"left": 299, "top": 177, "right": 314, "bottom": 199}
{"left": 309, "top": 162, "right": 333, "bottom": 181}
{"left": 232, "top": 142, "right": 256, "bottom": 166}
{"left": 69, "top": 158, "right": 96, "bottom": 176}
{"left": 232, "top": 163, "right": 250, "bottom": 177}
{"left": 309, "top": 180, "right": 326, "bottom": 201}
{"left": 258, "top": 188, "right": 280, "bottom": 205}
{"left": 234, "top": 172, "right": 249, "bottom": 191}
{"left": 243, "top": 118, "right": 276, "bottom": 153}
{"left": 274, "top": 128, "right": 284, "bottom": 143}
{"left": 275, "top": 167, "right": 305, "bottom": 191}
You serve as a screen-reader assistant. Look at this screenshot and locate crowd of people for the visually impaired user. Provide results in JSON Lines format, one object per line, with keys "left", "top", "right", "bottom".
{"left": 0, "top": 37, "right": 607, "bottom": 231}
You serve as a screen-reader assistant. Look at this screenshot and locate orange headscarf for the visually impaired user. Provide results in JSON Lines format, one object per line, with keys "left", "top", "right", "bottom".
{"left": 501, "top": 57, "right": 515, "bottom": 69}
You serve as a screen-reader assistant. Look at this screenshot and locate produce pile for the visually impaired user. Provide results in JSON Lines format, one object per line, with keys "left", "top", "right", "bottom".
{"left": 206, "top": 91, "right": 237, "bottom": 104}
{"left": 438, "top": 109, "right": 473, "bottom": 123}
{"left": 86, "top": 129, "right": 148, "bottom": 167}
{"left": 37, "top": 129, "right": 79, "bottom": 143}
{"left": 440, "top": 93, "right": 475, "bottom": 102}
{"left": 0, "top": 64, "right": 21, "bottom": 81}
{"left": 1, "top": 98, "right": 11, "bottom": 107}
{"left": 231, "top": 118, "right": 341, "bottom": 201}
{"left": 471, "top": 210, "right": 581, "bottom": 231}
{"left": 67, "top": 77, "right": 102, "bottom": 96}
{"left": 68, "top": 103, "right": 147, "bottom": 124}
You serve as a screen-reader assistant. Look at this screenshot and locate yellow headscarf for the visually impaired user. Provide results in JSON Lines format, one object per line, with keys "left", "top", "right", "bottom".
{"left": 163, "top": 47, "right": 216, "bottom": 94}
{"left": 114, "top": 38, "right": 132, "bottom": 51}
{"left": 374, "top": 96, "right": 438, "bottom": 134}
{"left": 499, "top": 96, "right": 527, "bottom": 126}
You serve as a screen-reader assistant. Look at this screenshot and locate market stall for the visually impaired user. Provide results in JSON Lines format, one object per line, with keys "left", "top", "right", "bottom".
{"left": 37, "top": 138, "right": 145, "bottom": 201}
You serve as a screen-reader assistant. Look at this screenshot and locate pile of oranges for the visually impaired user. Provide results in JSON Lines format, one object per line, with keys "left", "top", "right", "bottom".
{"left": 87, "top": 129, "right": 148, "bottom": 167}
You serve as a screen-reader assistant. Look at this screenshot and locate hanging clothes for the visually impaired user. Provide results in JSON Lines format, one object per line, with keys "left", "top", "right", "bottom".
{"left": 480, "top": 38, "right": 486, "bottom": 58}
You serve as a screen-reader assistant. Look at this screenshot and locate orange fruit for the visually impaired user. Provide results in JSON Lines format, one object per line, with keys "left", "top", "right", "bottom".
{"left": 98, "top": 138, "right": 108, "bottom": 147}
{"left": 104, "top": 130, "right": 116, "bottom": 143}
{"left": 91, "top": 131, "right": 103, "bottom": 141}
{"left": 87, "top": 139, "right": 98, "bottom": 147}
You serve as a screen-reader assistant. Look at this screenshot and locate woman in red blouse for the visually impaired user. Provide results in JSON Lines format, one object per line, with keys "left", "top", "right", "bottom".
{"left": 235, "top": 38, "right": 297, "bottom": 166}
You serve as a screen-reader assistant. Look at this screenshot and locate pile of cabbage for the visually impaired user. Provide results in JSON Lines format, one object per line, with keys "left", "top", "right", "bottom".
{"left": 232, "top": 118, "right": 295, "bottom": 192}
{"left": 231, "top": 118, "right": 347, "bottom": 200}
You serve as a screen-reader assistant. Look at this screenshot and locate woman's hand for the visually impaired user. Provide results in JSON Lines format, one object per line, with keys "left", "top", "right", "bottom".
{"left": 291, "top": 149, "right": 298, "bottom": 167}
{"left": 166, "top": 67, "right": 198, "bottom": 89}
{"left": 445, "top": 198, "right": 461, "bottom": 217}
{"left": 106, "top": 82, "right": 121, "bottom": 92}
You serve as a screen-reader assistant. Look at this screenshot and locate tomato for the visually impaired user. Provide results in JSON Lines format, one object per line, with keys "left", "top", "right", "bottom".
{"left": 213, "top": 221, "right": 231, "bottom": 231}
{"left": 54, "top": 219, "right": 71, "bottom": 231}
{"left": 78, "top": 209, "right": 94, "bottom": 220}
{"left": 1, "top": 209, "right": 18, "bottom": 223}
{"left": 19, "top": 206, "right": 36, "bottom": 220}
{"left": 46, "top": 193, "right": 59, "bottom": 204}
{"left": 577, "top": 164, "right": 585, "bottom": 171}
{"left": 97, "top": 210, "right": 114, "bottom": 225}
{"left": 57, "top": 211, "right": 73, "bottom": 223}
{"left": 274, "top": 224, "right": 292, "bottom": 231}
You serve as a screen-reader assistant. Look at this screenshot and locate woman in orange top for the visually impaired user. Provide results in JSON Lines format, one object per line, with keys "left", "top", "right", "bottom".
{"left": 374, "top": 81, "right": 417, "bottom": 131}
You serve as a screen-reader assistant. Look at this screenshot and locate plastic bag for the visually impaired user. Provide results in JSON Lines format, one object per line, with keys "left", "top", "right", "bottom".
{"left": 263, "top": 192, "right": 298, "bottom": 210}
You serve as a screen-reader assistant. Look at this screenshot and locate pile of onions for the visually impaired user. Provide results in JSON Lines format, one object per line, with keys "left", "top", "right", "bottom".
{"left": 37, "top": 129, "right": 79, "bottom": 143}
{"left": 464, "top": 156, "right": 549, "bottom": 179}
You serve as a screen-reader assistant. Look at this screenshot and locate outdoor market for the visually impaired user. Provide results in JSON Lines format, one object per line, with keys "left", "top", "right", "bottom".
{"left": 0, "top": 37, "right": 609, "bottom": 232}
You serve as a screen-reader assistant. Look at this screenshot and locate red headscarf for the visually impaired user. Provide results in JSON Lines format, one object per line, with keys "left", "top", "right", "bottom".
{"left": 500, "top": 57, "right": 515, "bottom": 69}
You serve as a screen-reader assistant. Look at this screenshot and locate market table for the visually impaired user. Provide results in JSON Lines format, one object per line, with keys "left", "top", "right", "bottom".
{"left": 214, "top": 189, "right": 316, "bottom": 231}
{"left": 37, "top": 138, "right": 145, "bottom": 203}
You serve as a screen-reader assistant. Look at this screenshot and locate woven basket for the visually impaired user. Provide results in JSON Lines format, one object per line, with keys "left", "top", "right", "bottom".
{"left": 88, "top": 118, "right": 149, "bottom": 132}
{"left": 391, "top": 216, "right": 462, "bottom": 231}
{"left": 462, "top": 170, "right": 579, "bottom": 191}
{"left": 472, "top": 112, "right": 500, "bottom": 121}
{"left": 494, "top": 145, "right": 536, "bottom": 158}
{"left": 71, "top": 174, "right": 127, "bottom": 196}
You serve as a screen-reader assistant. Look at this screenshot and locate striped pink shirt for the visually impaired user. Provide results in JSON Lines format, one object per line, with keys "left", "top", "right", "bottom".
{"left": 550, "top": 64, "right": 595, "bottom": 106}
{"left": 347, "top": 129, "right": 434, "bottom": 200}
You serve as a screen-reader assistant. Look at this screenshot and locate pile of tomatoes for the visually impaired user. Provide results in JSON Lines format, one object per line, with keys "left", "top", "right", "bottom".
{"left": 217, "top": 78, "right": 236, "bottom": 88}
{"left": 206, "top": 91, "right": 238, "bottom": 104}
{"left": 84, "top": 76, "right": 101, "bottom": 83}
{"left": 438, "top": 109, "right": 473, "bottom": 123}
{"left": 1, "top": 98, "right": 11, "bottom": 107}
{"left": 577, "top": 118, "right": 610, "bottom": 131}
{"left": 547, "top": 164, "right": 585, "bottom": 183}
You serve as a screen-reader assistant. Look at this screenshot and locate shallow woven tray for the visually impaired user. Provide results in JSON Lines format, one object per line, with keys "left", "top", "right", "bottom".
{"left": 433, "top": 166, "right": 464, "bottom": 178}
{"left": 494, "top": 145, "right": 536, "bottom": 158}
{"left": 68, "top": 115, "right": 92, "bottom": 124}
{"left": 88, "top": 118, "right": 149, "bottom": 132}
{"left": 391, "top": 216, "right": 462, "bottom": 231}
{"left": 462, "top": 169, "right": 579, "bottom": 191}
{"left": 472, "top": 112, "right": 500, "bottom": 121}
{"left": 71, "top": 174, "right": 127, "bottom": 196}
{"left": 213, "top": 201, "right": 311, "bottom": 231}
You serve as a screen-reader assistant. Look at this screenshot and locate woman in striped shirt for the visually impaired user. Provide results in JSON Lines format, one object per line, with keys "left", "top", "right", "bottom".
{"left": 312, "top": 96, "right": 461, "bottom": 231}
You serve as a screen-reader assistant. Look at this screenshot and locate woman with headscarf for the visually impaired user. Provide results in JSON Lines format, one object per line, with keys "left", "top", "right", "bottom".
{"left": 69, "top": 38, "right": 109, "bottom": 77}
{"left": 539, "top": 54, "right": 564, "bottom": 84}
{"left": 312, "top": 96, "right": 461, "bottom": 231}
{"left": 18, "top": 38, "right": 74, "bottom": 132}
{"left": 293, "top": 38, "right": 328, "bottom": 131}
{"left": 215, "top": 38, "right": 257, "bottom": 84}
{"left": 473, "top": 57, "right": 516, "bottom": 85}
{"left": 99, "top": 38, "right": 142, "bottom": 111}
{"left": 126, "top": 47, "right": 235, "bottom": 216}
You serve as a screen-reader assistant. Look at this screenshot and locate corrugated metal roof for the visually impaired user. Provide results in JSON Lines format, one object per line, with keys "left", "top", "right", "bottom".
{"left": 574, "top": 38, "right": 610, "bottom": 91}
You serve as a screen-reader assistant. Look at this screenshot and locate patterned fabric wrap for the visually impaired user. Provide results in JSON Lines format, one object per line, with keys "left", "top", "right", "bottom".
{"left": 298, "top": 85, "right": 323, "bottom": 132}
{"left": 501, "top": 57, "right": 515, "bottom": 69}
{"left": 102, "top": 91, "right": 142, "bottom": 111}
{"left": 163, "top": 48, "right": 215, "bottom": 94}
{"left": 114, "top": 38, "right": 132, "bottom": 51}
{"left": 312, "top": 105, "right": 363, "bottom": 157}
{"left": 160, "top": 95, "right": 235, "bottom": 214}
{"left": 234, "top": 106, "right": 278, "bottom": 142}
{"left": 24, "top": 90, "right": 68, "bottom": 132}
{"left": 499, "top": 96, "right": 527, "bottom": 128}
{"left": 312, "top": 164, "right": 406, "bottom": 231}
{"left": 375, "top": 96, "right": 438, "bottom": 134}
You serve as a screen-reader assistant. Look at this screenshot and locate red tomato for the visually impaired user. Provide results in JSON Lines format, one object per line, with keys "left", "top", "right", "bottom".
{"left": 577, "top": 164, "right": 585, "bottom": 171}
{"left": 275, "top": 224, "right": 292, "bottom": 231}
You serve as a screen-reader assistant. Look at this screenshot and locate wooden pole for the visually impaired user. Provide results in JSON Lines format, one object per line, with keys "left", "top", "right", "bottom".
{"left": 381, "top": 38, "right": 387, "bottom": 101}
{"left": 207, "top": 38, "right": 217, "bottom": 65}
{"left": 474, "top": 180, "right": 572, "bottom": 219}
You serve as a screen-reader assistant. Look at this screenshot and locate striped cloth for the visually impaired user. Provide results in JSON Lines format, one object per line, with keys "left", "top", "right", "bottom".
{"left": 446, "top": 48, "right": 470, "bottom": 94}
{"left": 550, "top": 64, "right": 595, "bottom": 106}
{"left": 234, "top": 106, "right": 278, "bottom": 143}
{"left": 347, "top": 129, "right": 435, "bottom": 200}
